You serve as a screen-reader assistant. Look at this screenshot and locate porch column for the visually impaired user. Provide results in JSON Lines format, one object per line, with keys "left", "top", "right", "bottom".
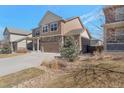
{"left": 32, "top": 39, "right": 35, "bottom": 51}
{"left": 104, "top": 27, "right": 107, "bottom": 52}
{"left": 10, "top": 42, "right": 14, "bottom": 53}
{"left": 37, "top": 38, "right": 40, "bottom": 52}
{"left": 26, "top": 39, "right": 28, "bottom": 50}
{"left": 61, "top": 36, "right": 64, "bottom": 46}
{"left": 79, "top": 35, "right": 82, "bottom": 51}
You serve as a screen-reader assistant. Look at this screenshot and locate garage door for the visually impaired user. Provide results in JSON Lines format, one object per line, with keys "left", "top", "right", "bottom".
{"left": 41, "top": 42, "right": 60, "bottom": 53}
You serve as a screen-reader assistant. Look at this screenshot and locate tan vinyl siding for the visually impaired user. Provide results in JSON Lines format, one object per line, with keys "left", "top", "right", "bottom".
{"left": 40, "top": 21, "right": 61, "bottom": 36}
{"left": 61, "top": 18, "right": 83, "bottom": 35}
{"left": 39, "top": 11, "right": 62, "bottom": 26}
{"left": 17, "top": 39, "right": 27, "bottom": 50}
{"left": 81, "top": 29, "right": 90, "bottom": 39}
{"left": 10, "top": 34, "right": 26, "bottom": 42}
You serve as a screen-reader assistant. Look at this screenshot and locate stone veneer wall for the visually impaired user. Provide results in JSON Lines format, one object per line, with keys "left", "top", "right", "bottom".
{"left": 107, "top": 44, "right": 124, "bottom": 51}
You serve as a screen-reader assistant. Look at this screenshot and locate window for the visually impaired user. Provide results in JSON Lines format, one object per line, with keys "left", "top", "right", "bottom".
{"left": 107, "top": 28, "right": 124, "bottom": 43}
{"left": 116, "top": 28, "right": 124, "bottom": 43}
{"left": 43, "top": 25, "right": 49, "bottom": 32}
{"left": 106, "top": 28, "right": 116, "bottom": 43}
{"left": 32, "top": 31, "right": 35, "bottom": 37}
{"left": 115, "top": 7, "right": 124, "bottom": 21}
{"left": 50, "top": 22, "right": 58, "bottom": 31}
{"left": 35, "top": 31, "right": 40, "bottom": 36}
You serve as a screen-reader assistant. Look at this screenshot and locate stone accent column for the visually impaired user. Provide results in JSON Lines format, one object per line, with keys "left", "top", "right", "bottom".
{"left": 26, "top": 39, "right": 28, "bottom": 50}
{"left": 61, "top": 36, "right": 64, "bottom": 46}
{"left": 79, "top": 35, "right": 82, "bottom": 51}
{"left": 104, "top": 27, "right": 107, "bottom": 52}
{"left": 37, "top": 38, "right": 39, "bottom": 52}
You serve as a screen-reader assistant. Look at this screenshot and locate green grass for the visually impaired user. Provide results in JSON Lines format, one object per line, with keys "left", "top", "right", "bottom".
{"left": 0, "top": 67, "right": 44, "bottom": 88}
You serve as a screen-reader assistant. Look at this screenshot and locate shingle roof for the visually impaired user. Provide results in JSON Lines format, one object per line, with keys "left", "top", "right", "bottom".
{"left": 65, "top": 16, "right": 79, "bottom": 21}
{"left": 15, "top": 37, "right": 27, "bottom": 42}
{"left": 6, "top": 27, "right": 31, "bottom": 35}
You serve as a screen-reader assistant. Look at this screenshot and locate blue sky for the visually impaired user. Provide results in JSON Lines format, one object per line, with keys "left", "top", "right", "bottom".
{"left": 0, "top": 5, "right": 104, "bottom": 40}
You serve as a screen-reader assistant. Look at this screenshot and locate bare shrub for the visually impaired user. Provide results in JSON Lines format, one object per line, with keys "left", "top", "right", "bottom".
{"left": 111, "top": 56, "right": 124, "bottom": 61}
{"left": 41, "top": 59, "right": 67, "bottom": 70}
{"left": 67, "top": 63, "right": 124, "bottom": 87}
{"left": 1, "top": 44, "right": 11, "bottom": 54}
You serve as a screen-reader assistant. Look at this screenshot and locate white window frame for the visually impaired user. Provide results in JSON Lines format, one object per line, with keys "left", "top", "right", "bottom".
{"left": 42, "top": 25, "right": 49, "bottom": 33}
{"left": 115, "top": 7, "right": 124, "bottom": 21}
{"left": 50, "top": 22, "right": 58, "bottom": 31}
{"left": 107, "top": 27, "right": 124, "bottom": 43}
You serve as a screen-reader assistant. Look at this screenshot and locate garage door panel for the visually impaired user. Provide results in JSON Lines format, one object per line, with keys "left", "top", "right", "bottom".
{"left": 42, "top": 42, "right": 60, "bottom": 52}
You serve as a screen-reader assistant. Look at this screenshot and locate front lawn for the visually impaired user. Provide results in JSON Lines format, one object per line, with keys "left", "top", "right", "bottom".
{"left": 0, "top": 67, "right": 44, "bottom": 88}
{"left": 40, "top": 55, "right": 124, "bottom": 88}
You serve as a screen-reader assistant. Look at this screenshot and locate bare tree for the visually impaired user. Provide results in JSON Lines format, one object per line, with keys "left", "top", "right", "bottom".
{"left": 80, "top": 9, "right": 105, "bottom": 40}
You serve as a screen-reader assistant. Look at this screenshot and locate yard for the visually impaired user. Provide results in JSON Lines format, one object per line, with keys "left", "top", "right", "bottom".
{"left": 0, "top": 53, "right": 124, "bottom": 88}
{"left": 0, "top": 67, "right": 44, "bottom": 87}
{"left": 15, "top": 53, "right": 124, "bottom": 88}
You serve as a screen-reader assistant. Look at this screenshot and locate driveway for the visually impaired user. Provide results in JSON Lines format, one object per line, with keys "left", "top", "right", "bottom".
{"left": 0, "top": 52, "right": 60, "bottom": 77}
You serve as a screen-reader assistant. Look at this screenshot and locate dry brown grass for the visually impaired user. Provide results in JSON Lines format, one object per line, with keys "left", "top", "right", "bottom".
{"left": 14, "top": 53, "right": 124, "bottom": 88}
{"left": 41, "top": 59, "right": 67, "bottom": 70}
{"left": 44, "top": 55, "right": 124, "bottom": 88}
{"left": 0, "top": 68, "right": 44, "bottom": 88}
{"left": 16, "top": 48, "right": 28, "bottom": 53}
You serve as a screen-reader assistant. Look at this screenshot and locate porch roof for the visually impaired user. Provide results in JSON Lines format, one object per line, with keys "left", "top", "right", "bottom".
{"left": 104, "top": 21, "right": 124, "bottom": 29}
{"left": 64, "top": 28, "right": 83, "bottom": 36}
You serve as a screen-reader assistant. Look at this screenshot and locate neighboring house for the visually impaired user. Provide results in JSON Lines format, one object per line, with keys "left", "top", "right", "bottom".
{"left": 89, "top": 39, "right": 103, "bottom": 53}
{"left": 103, "top": 5, "right": 124, "bottom": 52}
{"left": 3, "top": 27, "right": 32, "bottom": 52}
{"left": 0, "top": 40, "right": 4, "bottom": 52}
{"left": 0, "top": 40, "right": 3, "bottom": 48}
{"left": 32, "top": 11, "right": 91, "bottom": 53}
{"left": 90, "top": 39, "right": 103, "bottom": 47}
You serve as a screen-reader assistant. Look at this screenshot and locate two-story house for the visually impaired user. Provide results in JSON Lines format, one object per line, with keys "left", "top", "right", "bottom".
{"left": 32, "top": 11, "right": 91, "bottom": 53}
{"left": 3, "top": 27, "right": 32, "bottom": 52}
{"left": 103, "top": 5, "right": 124, "bottom": 52}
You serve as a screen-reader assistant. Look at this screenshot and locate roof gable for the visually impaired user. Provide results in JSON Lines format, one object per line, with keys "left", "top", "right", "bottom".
{"left": 3, "top": 27, "right": 9, "bottom": 36}
{"left": 81, "top": 28, "right": 91, "bottom": 39}
{"left": 5, "top": 27, "right": 31, "bottom": 36}
{"left": 39, "top": 11, "right": 62, "bottom": 26}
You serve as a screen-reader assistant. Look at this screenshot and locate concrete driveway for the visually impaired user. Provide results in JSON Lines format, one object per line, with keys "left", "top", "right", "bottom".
{"left": 0, "top": 52, "right": 60, "bottom": 76}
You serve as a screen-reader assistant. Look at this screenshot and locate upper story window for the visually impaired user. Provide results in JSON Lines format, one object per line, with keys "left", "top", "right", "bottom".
{"left": 116, "top": 27, "right": 124, "bottom": 43}
{"left": 43, "top": 25, "right": 49, "bottom": 32}
{"left": 35, "top": 31, "right": 40, "bottom": 36}
{"left": 115, "top": 7, "right": 124, "bottom": 21}
{"left": 50, "top": 22, "right": 58, "bottom": 31}
{"left": 32, "top": 29, "right": 40, "bottom": 37}
{"left": 106, "top": 27, "right": 124, "bottom": 43}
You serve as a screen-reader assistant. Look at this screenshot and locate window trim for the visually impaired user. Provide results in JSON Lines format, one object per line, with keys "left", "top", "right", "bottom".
{"left": 35, "top": 31, "right": 40, "bottom": 36}
{"left": 106, "top": 27, "right": 124, "bottom": 43}
{"left": 42, "top": 24, "right": 49, "bottom": 33}
{"left": 50, "top": 22, "right": 58, "bottom": 32}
